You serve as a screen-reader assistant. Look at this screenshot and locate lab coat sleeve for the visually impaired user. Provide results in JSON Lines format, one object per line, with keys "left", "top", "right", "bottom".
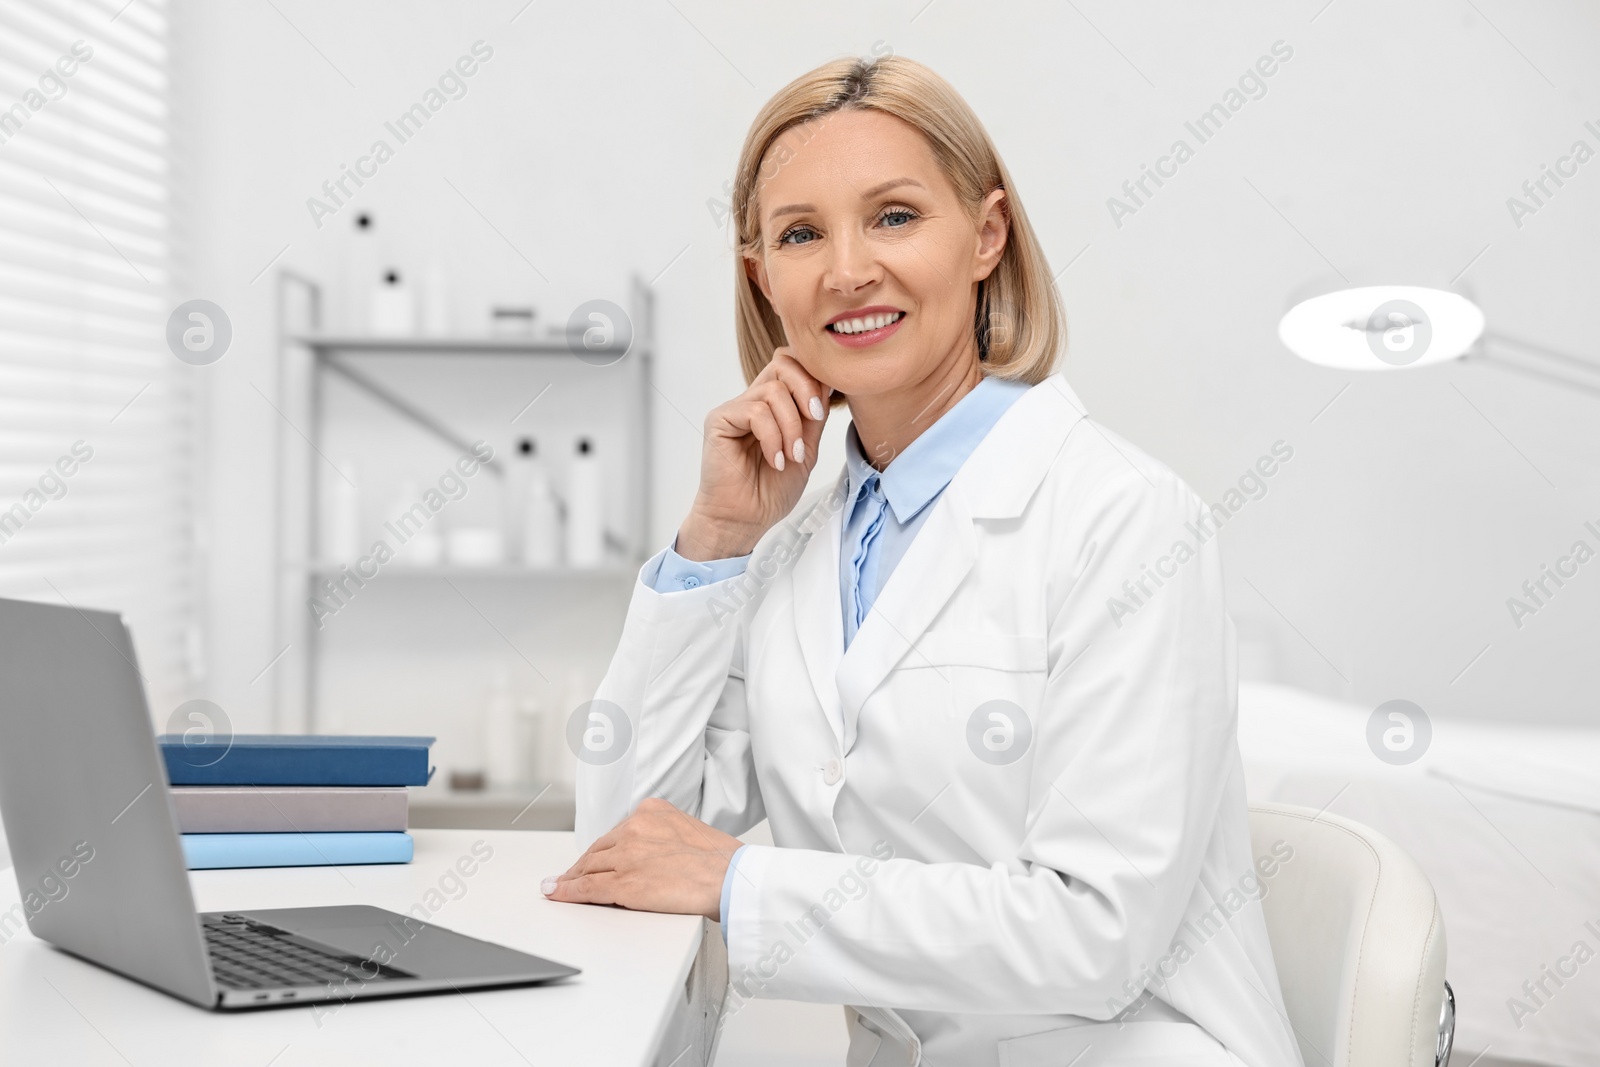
{"left": 723, "top": 461, "right": 1240, "bottom": 1016}
{"left": 574, "top": 543, "right": 770, "bottom": 851}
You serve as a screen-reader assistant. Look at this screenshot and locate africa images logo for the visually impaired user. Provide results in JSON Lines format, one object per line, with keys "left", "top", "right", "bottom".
{"left": 1364, "top": 299, "right": 1431, "bottom": 366}
{"left": 165, "top": 300, "right": 233, "bottom": 366}
{"left": 166, "top": 699, "right": 233, "bottom": 768}
{"left": 965, "top": 700, "right": 1033, "bottom": 766}
{"left": 566, "top": 700, "right": 633, "bottom": 765}
{"left": 1366, "top": 699, "right": 1431, "bottom": 765}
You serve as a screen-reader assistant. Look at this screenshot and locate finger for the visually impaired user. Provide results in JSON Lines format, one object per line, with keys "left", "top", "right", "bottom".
{"left": 542, "top": 870, "right": 618, "bottom": 905}
{"left": 586, "top": 824, "right": 622, "bottom": 852}
{"left": 568, "top": 822, "right": 625, "bottom": 864}
{"left": 743, "top": 400, "right": 787, "bottom": 471}
{"left": 562, "top": 840, "right": 621, "bottom": 878}
{"left": 797, "top": 391, "right": 828, "bottom": 470}
{"left": 758, "top": 380, "right": 806, "bottom": 466}
{"left": 765, "top": 351, "right": 831, "bottom": 469}
{"left": 767, "top": 349, "right": 830, "bottom": 422}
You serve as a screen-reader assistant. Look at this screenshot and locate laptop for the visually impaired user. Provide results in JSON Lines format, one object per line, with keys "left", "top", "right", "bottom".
{"left": 0, "top": 596, "right": 579, "bottom": 1009}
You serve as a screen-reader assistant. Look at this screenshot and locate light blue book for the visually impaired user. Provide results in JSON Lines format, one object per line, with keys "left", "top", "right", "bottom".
{"left": 181, "top": 831, "right": 414, "bottom": 870}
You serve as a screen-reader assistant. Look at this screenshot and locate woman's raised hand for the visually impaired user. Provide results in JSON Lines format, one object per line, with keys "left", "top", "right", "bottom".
{"left": 675, "top": 349, "right": 831, "bottom": 561}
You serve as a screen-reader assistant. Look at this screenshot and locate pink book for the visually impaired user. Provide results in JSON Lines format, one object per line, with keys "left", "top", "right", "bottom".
{"left": 169, "top": 786, "right": 408, "bottom": 834}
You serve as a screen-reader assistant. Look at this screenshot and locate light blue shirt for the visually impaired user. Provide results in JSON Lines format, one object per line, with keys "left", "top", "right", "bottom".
{"left": 835, "top": 375, "right": 1030, "bottom": 648}
{"left": 642, "top": 374, "right": 1032, "bottom": 942}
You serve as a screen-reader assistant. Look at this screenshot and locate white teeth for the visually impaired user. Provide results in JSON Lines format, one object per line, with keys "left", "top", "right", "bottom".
{"left": 831, "top": 311, "right": 903, "bottom": 335}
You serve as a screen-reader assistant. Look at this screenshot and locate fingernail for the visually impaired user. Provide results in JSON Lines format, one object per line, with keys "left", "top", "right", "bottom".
{"left": 540, "top": 876, "right": 557, "bottom": 896}
{"left": 809, "top": 396, "right": 825, "bottom": 420}
{"left": 793, "top": 439, "right": 805, "bottom": 463}
{"left": 773, "top": 450, "right": 785, "bottom": 471}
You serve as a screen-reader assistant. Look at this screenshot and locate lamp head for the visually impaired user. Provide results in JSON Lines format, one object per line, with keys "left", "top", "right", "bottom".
{"left": 1278, "top": 285, "right": 1485, "bottom": 370}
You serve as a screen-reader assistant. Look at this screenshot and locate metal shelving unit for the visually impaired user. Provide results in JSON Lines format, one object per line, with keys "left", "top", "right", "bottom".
{"left": 271, "top": 273, "right": 654, "bottom": 735}
{"left": 302, "top": 561, "right": 639, "bottom": 580}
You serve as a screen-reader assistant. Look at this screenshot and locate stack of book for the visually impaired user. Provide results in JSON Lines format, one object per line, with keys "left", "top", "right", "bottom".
{"left": 156, "top": 734, "right": 435, "bottom": 870}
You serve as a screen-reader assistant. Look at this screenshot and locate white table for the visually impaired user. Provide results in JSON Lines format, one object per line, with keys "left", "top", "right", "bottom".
{"left": 0, "top": 830, "right": 724, "bottom": 1066}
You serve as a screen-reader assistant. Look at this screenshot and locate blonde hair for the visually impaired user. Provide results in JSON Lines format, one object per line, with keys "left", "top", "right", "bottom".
{"left": 730, "top": 55, "right": 1064, "bottom": 393}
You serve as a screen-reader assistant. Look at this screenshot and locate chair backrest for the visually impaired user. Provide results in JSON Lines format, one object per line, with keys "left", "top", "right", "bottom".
{"left": 1249, "top": 803, "right": 1449, "bottom": 1067}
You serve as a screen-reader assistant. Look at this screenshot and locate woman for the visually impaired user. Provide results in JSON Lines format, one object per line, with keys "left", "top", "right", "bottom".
{"left": 546, "top": 56, "right": 1304, "bottom": 1067}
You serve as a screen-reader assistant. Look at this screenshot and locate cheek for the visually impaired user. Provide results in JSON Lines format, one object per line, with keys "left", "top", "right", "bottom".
{"left": 887, "top": 232, "right": 968, "bottom": 307}
{"left": 752, "top": 257, "right": 802, "bottom": 321}
{"left": 762, "top": 261, "right": 832, "bottom": 355}
{"left": 761, "top": 256, "right": 808, "bottom": 310}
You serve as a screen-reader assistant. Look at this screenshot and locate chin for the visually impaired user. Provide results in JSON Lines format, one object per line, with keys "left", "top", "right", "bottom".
{"left": 789, "top": 328, "right": 926, "bottom": 400}
{"left": 818, "top": 361, "right": 915, "bottom": 401}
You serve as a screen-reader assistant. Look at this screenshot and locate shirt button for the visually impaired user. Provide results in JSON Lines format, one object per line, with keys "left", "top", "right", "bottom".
{"left": 823, "top": 758, "right": 842, "bottom": 785}
{"left": 681, "top": 575, "right": 701, "bottom": 588}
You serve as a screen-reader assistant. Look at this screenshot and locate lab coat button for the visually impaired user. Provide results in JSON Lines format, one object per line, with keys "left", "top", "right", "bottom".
{"left": 823, "top": 758, "right": 842, "bottom": 785}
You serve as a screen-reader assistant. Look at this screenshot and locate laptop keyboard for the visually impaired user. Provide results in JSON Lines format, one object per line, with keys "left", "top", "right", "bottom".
{"left": 204, "top": 915, "right": 415, "bottom": 990}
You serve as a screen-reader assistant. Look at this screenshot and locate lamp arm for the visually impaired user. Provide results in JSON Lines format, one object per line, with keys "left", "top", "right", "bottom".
{"left": 1468, "top": 331, "right": 1600, "bottom": 397}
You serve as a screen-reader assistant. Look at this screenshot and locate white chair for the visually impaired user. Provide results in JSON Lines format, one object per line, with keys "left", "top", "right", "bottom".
{"left": 1250, "top": 803, "right": 1455, "bottom": 1067}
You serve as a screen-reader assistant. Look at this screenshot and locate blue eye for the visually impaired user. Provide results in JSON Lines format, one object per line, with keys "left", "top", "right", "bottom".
{"left": 879, "top": 208, "right": 917, "bottom": 227}
{"left": 779, "top": 226, "right": 817, "bottom": 245}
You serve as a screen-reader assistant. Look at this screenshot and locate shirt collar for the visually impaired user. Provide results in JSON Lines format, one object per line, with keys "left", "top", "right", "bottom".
{"left": 844, "top": 374, "right": 1031, "bottom": 524}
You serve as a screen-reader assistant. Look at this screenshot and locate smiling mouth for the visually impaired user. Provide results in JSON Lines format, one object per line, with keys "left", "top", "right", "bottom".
{"left": 826, "top": 311, "right": 905, "bottom": 335}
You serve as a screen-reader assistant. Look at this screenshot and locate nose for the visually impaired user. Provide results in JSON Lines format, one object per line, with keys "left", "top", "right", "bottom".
{"left": 823, "top": 227, "right": 880, "bottom": 296}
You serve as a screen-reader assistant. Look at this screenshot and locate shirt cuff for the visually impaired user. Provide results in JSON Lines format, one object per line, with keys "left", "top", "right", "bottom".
{"left": 719, "top": 844, "right": 748, "bottom": 944}
{"left": 644, "top": 538, "right": 750, "bottom": 594}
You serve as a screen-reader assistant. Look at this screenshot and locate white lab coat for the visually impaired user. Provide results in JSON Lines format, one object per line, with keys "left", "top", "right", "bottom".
{"left": 577, "top": 374, "right": 1305, "bottom": 1067}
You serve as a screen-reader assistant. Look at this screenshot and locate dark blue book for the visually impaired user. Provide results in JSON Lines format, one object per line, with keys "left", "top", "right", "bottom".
{"left": 156, "top": 734, "right": 435, "bottom": 787}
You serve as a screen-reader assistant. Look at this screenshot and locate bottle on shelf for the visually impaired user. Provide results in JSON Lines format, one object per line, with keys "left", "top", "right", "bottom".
{"left": 370, "top": 269, "right": 416, "bottom": 335}
{"left": 514, "top": 437, "right": 563, "bottom": 568}
{"left": 340, "top": 212, "right": 378, "bottom": 333}
{"left": 484, "top": 663, "right": 522, "bottom": 789}
{"left": 565, "top": 437, "right": 603, "bottom": 568}
{"left": 534, "top": 687, "right": 566, "bottom": 790}
{"left": 505, "top": 436, "right": 530, "bottom": 550}
{"left": 515, "top": 692, "right": 544, "bottom": 791}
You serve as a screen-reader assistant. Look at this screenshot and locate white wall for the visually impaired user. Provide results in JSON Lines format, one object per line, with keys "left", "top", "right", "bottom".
{"left": 175, "top": 0, "right": 1600, "bottom": 742}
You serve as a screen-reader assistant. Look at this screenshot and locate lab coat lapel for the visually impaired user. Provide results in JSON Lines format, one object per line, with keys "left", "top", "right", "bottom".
{"left": 832, "top": 373, "right": 1090, "bottom": 756}
{"left": 835, "top": 489, "right": 977, "bottom": 754}
{"left": 791, "top": 473, "right": 849, "bottom": 751}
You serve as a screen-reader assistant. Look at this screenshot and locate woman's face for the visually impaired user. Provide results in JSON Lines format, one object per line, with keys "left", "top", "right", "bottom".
{"left": 744, "top": 109, "right": 1007, "bottom": 402}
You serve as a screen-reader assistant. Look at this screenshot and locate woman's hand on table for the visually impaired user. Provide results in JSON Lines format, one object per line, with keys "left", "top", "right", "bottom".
{"left": 541, "top": 797, "right": 742, "bottom": 920}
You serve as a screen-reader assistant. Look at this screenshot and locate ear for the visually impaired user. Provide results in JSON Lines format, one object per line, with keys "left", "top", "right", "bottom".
{"left": 744, "top": 254, "right": 773, "bottom": 303}
{"left": 972, "top": 187, "right": 1009, "bottom": 283}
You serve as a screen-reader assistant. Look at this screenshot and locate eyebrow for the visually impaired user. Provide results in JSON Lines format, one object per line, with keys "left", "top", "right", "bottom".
{"left": 767, "top": 177, "right": 927, "bottom": 222}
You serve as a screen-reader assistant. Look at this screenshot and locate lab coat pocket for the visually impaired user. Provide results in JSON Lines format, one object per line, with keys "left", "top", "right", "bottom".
{"left": 906, "top": 629, "right": 1047, "bottom": 673}
{"left": 998, "top": 1019, "right": 1232, "bottom": 1066}
{"left": 885, "top": 631, "right": 1046, "bottom": 763}
{"left": 881, "top": 630, "right": 1048, "bottom": 846}
{"left": 915, "top": 630, "right": 1047, "bottom": 767}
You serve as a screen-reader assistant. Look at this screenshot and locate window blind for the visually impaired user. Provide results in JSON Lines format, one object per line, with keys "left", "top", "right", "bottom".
{"left": 0, "top": 0, "right": 197, "bottom": 720}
